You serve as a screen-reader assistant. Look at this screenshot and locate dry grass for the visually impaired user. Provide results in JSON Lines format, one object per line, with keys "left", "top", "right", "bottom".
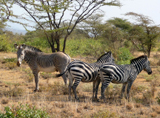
{"left": 0, "top": 52, "right": 160, "bottom": 117}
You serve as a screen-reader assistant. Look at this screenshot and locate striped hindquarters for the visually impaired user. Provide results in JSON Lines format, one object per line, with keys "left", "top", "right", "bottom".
{"left": 68, "top": 61, "right": 98, "bottom": 82}
{"left": 100, "top": 64, "right": 128, "bottom": 83}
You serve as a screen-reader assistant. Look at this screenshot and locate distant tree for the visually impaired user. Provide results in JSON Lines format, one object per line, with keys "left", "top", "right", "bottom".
{"left": 79, "top": 13, "right": 105, "bottom": 39}
{"left": 102, "top": 23, "right": 124, "bottom": 51}
{"left": 0, "top": 0, "right": 14, "bottom": 34}
{"left": 107, "top": 18, "right": 132, "bottom": 31}
{"left": 126, "top": 12, "right": 160, "bottom": 57}
{"left": 0, "top": 0, "right": 13, "bottom": 20}
{"left": 6, "top": 0, "right": 120, "bottom": 52}
{"left": 101, "top": 18, "right": 132, "bottom": 54}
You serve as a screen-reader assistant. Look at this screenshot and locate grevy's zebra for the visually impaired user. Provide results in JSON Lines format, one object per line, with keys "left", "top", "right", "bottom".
{"left": 14, "top": 44, "right": 71, "bottom": 91}
{"left": 99, "top": 55, "right": 152, "bottom": 100}
{"left": 56, "top": 51, "right": 114, "bottom": 101}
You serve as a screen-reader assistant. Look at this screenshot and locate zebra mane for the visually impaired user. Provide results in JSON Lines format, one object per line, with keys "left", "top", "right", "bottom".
{"left": 20, "top": 44, "right": 42, "bottom": 52}
{"left": 97, "top": 51, "right": 111, "bottom": 62}
{"left": 130, "top": 55, "right": 147, "bottom": 63}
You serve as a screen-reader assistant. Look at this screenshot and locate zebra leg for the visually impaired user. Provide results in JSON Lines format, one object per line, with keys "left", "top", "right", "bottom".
{"left": 68, "top": 73, "right": 73, "bottom": 101}
{"left": 62, "top": 74, "right": 67, "bottom": 85}
{"left": 72, "top": 78, "right": 81, "bottom": 101}
{"left": 59, "top": 69, "right": 67, "bottom": 85}
{"left": 126, "top": 81, "right": 134, "bottom": 100}
{"left": 120, "top": 83, "right": 127, "bottom": 98}
{"left": 93, "top": 77, "right": 100, "bottom": 101}
{"left": 100, "top": 79, "right": 112, "bottom": 99}
{"left": 33, "top": 71, "right": 39, "bottom": 92}
{"left": 92, "top": 80, "right": 96, "bottom": 100}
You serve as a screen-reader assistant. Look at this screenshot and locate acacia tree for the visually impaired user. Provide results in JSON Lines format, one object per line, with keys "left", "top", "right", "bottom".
{"left": 5, "top": 0, "right": 120, "bottom": 52}
{"left": 79, "top": 13, "right": 105, "bottom": 39}
{"left": 0, "top": 0, "right": 14, "bottom": 34}
{"left": 126, "top": 12, "right": 160, "bottom": 57}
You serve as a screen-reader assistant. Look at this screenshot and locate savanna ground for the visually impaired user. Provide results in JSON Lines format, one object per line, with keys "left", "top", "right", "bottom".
{"left": 0, "top": 52, "right": 160, "bottom": 118}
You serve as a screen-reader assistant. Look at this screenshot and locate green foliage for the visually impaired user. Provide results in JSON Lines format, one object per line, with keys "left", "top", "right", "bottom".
{"left": 107, "top": 18, "right": 132, "bottom": 31}
{"left": 19, "top": 37, "right": 50, "bottom": 52}
{"left": 0, "top": 35, "right": 12, "bottom": 52}
{"left": 64, "top": 38, "right": 108, "bottom": 58}
{"left": 117, "top": 47, "right": 133, "bottom": 64}
{"left": 2, "top": 58, "right": 17, "bottom": 63}
{"left": 0, "top": 104, "right": 50, "bottom": 118}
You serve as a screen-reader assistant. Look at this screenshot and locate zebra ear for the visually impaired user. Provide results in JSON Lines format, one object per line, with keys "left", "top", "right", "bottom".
{"left": 14, "top": 44, "right": 18, "bottom": 49}
{"left": 21, "top": 44, "right": 26, "bottom": 49}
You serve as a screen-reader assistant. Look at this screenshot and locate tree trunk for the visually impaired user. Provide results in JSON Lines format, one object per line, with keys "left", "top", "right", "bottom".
{"left": 50, "top": 44, "right": 56, "bottom": 52}
{"left": 56, "top": 39, "right": 60, "bottom": 52}
{"left": 147, "top": 44, "right": 152, "bottom": 58}
{"left": 63, "top": 35, "right": 69, "bottom": 52}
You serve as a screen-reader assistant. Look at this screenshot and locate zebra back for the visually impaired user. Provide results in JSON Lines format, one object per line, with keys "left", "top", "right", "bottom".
{"left": 14, "top": 44, "right": 42, "bottom": 52}
{"left": 96, "top": 51, "right": 114, "bottom": 64}
{"left": 21, "top": 44, "right": 42, "bottom": 52}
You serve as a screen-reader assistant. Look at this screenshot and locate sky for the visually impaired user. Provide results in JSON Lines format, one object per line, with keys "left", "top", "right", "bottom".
{"left": 7, "top": 0, "right": 160, "bottom": 32}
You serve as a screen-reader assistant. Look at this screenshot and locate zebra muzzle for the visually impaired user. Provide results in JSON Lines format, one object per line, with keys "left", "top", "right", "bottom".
{"left": 17, "top": 61, "right": 21, "bottom": 67}
{"left": 148, "top": 71, "right": 152, "bottom": 75}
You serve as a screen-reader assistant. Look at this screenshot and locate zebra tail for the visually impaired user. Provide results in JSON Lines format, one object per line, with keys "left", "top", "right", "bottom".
{"left": 56, "top": 72, "right": 65, "bottom": 77}
{"left": 56, "top": 60, "right": 73, "bottom": 77}
{"left": 56, "top": 66, "right": 69, "bottom": 77}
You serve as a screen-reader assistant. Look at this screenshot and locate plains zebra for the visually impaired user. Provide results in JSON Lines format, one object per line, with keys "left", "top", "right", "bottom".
{"left": 99, "top": 55, "right": 152, "bottom": 100}
{"left": 14, "top": 44, "right": 71, "bottom": 91}
{"left": 56, "top": 51, "right": 115, "bottom": 101}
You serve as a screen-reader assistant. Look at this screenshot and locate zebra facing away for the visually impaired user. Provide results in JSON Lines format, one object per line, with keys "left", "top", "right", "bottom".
{"left": 99, "top": 55, "right": 152, "bottom": 100}
{"left": 56, "top": 51, "right": 115, "bottom": 101}
{"left": 14, "top": 44, "right": 71, "bottom": 91}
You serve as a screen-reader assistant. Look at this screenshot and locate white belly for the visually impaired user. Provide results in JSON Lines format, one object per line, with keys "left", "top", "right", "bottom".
{"left": 38, "top": 66, "right": 56, "bottom": 72}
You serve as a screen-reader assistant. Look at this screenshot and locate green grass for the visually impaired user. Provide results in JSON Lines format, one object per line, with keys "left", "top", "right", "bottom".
{"left": 0, "top": 104, "right": 50, "bottom": 118}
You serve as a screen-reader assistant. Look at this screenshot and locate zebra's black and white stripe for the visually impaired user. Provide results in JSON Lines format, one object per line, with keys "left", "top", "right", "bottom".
{"left": 56, "top": 51, "right": 115, "bottom": 101}
{"left": 99, "top": 55, "right": 152, "bottom": 100}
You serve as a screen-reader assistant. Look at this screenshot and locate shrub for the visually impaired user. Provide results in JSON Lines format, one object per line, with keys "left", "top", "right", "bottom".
{"left": 64, "top": 38, "right": 108, "bottom": 58}
{"left": 117, "top": 47, "right": 133, "bottom": 64}
{"left": 0, "top": 35, "right": 12, "bottom": 52}
{"left": 0, "top": 104, "right": 50, "bottom": 118}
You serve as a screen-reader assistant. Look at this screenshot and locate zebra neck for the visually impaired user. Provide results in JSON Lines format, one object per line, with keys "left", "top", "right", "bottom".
{"left": 24, "top": 51, "right": 37, "bottom": 64}
{"left": 132, "top": 59, "right": 145, "bottom": 74}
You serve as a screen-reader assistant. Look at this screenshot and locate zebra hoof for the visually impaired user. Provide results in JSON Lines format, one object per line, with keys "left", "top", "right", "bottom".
{"left": 92, "top": 98, "right": 99, "bottom": 102}
{"left": 75, "top": 98, "right": 80, "bottom": 102}
{"left": 34, "top": 89, "right": 39, "bottom": 92}
{"left": 99, "top": 96, "right": 105, "bottom": 100}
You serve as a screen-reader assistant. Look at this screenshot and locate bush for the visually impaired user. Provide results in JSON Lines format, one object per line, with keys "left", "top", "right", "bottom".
{"left": 0, "top": 104, "right": 50, "bottom": 118}
{"left": 0, "top": 35, "right": 12, "bottom": 52}
{"left": 64, "top": 38, "right": 108, "bottom": 58}
{"left": 117, "top": 47, "right": 133, "bottom": 64}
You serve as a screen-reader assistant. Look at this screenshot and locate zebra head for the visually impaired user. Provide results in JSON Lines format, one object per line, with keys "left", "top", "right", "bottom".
{"left": 143, "top": 56, "right": 152, "bottom": 75}
{"left": 97, "top": 51, "right": 115, "bottom": 63}
{"left": 131, "top": 55, "right": 152, "bottom": 75}
{"left": 14, "top": 44, "right": 26, "bottom": 67}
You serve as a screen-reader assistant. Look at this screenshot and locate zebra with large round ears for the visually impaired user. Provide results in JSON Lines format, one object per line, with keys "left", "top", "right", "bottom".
{"left": 99, "top": 55, "right": 152, "bottom": 100}
{"left": 14, "top": 44, "right": 71, "bottom": 91}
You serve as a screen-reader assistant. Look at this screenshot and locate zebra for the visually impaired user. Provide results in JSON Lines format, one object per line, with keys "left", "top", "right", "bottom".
{"left": 56, "top": 51, "right": 115, "bottom": 101}
{"left": 14, "top": 44, "right": 71, "bottom": 91}
{"left": 99, "top": 55, "right": 152, "bottom": 100}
